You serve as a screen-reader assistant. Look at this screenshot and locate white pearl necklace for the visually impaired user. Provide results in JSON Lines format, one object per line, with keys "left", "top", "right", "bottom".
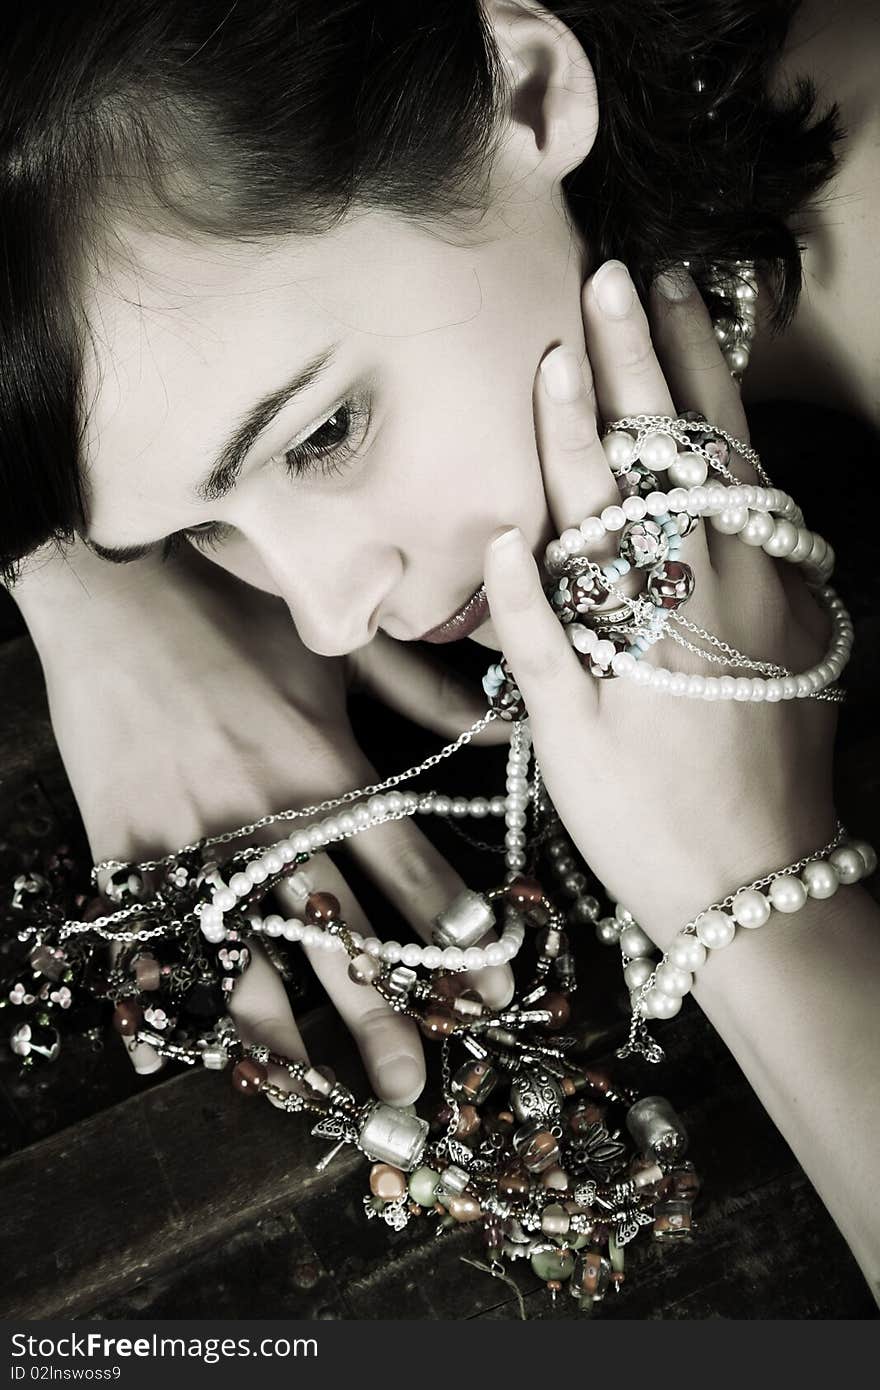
{"left": 199, "top": 723, "right": 535, "bottom": 972}
{"left": 553, "top": 479, "right": 851, "bottom": 698}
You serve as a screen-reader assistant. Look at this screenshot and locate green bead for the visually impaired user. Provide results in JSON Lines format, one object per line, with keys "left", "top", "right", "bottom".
{"left": 530, "top": 1247, "right": 575, "bottom": 1282}
{"left": 408, "top": 1166, "right": 441, "bottom": 1207}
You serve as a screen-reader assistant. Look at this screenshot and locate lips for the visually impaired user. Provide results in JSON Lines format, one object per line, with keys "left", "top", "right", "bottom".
{"left": 419, "top": 584, "right": 490, "bottom": 643}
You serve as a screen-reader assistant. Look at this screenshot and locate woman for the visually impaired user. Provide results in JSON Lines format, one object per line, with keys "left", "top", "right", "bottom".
{"left": 2, "top": 0, "right": 878, "bottom": 1298}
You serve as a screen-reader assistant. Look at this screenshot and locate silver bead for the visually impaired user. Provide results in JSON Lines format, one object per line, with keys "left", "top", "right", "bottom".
{"left": 595, "top": 916, "right": 622, "bottom": 946}
{"left": 432, "top": 888, "right": 495, "bottom": 950}
{"left": 358, "top": 1102, "right": 429, "bottom": 1171}
{"left": 510, "top": 1068, "right": 565, "bottom": 1123}
{"left": 625, "top": 1095, "right": 688, "bottom": 1162}
{"left": 437, "top": 1163, "right": 471, "bottom": 1197}
{"left": 201, "top": 1044, "right": 229, "bottom": 1070}
{"left": 387, "top": 965, "right": 417, "bottom": 997}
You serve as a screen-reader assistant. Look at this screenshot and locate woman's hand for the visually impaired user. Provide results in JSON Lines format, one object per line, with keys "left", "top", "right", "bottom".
{"left": 484, "top": 260, "right": 838, "bottom": 945}
{"left": 13, "top": 539, "right": 512, "bottom": 1096}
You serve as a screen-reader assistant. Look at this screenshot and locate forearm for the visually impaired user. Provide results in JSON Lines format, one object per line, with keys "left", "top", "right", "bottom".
{"left": 689, "top": 884, "right": 880, "bottom": 1299}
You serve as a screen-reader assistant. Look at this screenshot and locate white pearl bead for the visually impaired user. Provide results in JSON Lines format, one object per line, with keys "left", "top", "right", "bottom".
{"left": 669, "top": 934, "right": 707, "bottom": 971}
{"left": 302, "top": 925, "right": 324, "bottom": 948}
{"left": 768, "top": 874, "right": 808, "bottom": 913}
{"left": 639, "top": 431, "right": 678, "bottom": 471}
{"left": 654, "top": 963, "right": 693, "bottom": 997}
{"left": 622, "top": 495, "right": 648, "bottom": 520}
{"left": 569, "top": 624, "right": 592, "bottom": 654}
{"left": 734, "top": 677, "right": 753, "bottom": 701}
{"left": 307, "top": 826, "right": 326, "bottom": 850}
{"left": 401, "top": 943, "right": 423, "bottom": 968}
{"left": 441, "top": 946, "right": 465, "bottom": 970}
{"left": 763, "top": 518, "right": 798, "bottom": 557}
{"left": 623, "top": 957, "right": 655, "bottom": 990}
{"left": 645, "top": 491, "right": 671, "bottom": 516}
{"left": 781, "top": 676, "right": 799, "bottom": 700}
{"left": 851, "top": 840, "right": 878, "bottom": 876}
{"left": 667, "top": 451, "right": 708, "bottom": 489}
{"left": 277, "top": 840, "right": 297, "bottom": 864}
{"left": 631, "top": 662, "right": 653, "bottom": 686}
{"left": 641, "top": 988, "right": 682, "bottom": 1019}
{"left": 229, "top": 872, "right": 251, "bottom": 897}
{"left": 795, "top": 674, "right": 813, "bottom": 697}
{"left": 593, "top": 639, "right": 616, "bottom": 667}
{"left": 687, "top": 486, "right": 709, "bottom": 514}
{"left": 201, "top": 922, "right": 227, "bottom": 944}
{"left": 246, "top": 859, "right": 269, "bottom": 885}
{"left": 696, "top": 909, "right": 736, "bottom": 949}
{"left": 665, "top": 487, "right": 690, "bottom": 513}
{"left": 579, "top": 515, "right": 606, "bottom": 545}
{"left": 367, "top": 794, "right": 388, "bottom": 818}
{"left": 603, "top": 430, "right": 636, "bottom": 468}
{"left": 321, "top": 816, "right": 340, "bottom": 842}
{"left": 702, "top": 677, "right": 720, "bottom": 701}
{"left": 380, "top": 941, "right": 403, "bottom": 963}
{"left": 561, "top": 527, "right": 587, "bottom": 554}
{"left": 669, "top": 672, "right": 689, "bottom": 697}
{"left": 828, "top": 846, "right": 865, "bottom": 885}
{"left": 718, "top": 676, "right": 737, "bottom": 700}
{"left": 749, "top": 679, "right": 767, "bottom": 702}
{"left": 421, "top": 946, "right": 444, "bottom": 969}
{"left": 484, "top": 943, "right": 506, "bottom": 967}
{"left": 611, "top": 651, "right": 638, "bottom": 677}
{"left": 788, "top": 529, "right": 814, "bottom": 564}
{"left": 731, "top": 888, "right": 771, "bottom": 929}
{"left": 600, "top": 504, "right": 626, "bottom": 531}
{"left": 364, "top": 938, "right": 382, "bottom": 957}
{"left": 283, "top": 919, "right": 304, "bottom": 942}
{"left": 214, "top": 888, "right": 236, "bottom": 912}
{"left": 545, "top": 540, "right": 568, "bottom": 571}
{"left": 463, "top": 947, "right": 486, "bottom": 970}
{"left": 740, "top": 511, "right": 775, "bottom": 547}
{"left": 619, "top": 923, "right": 655, "bottom": 958}
{"left": 263, "top": 850, "right": 283, "bottom": 875}
{"left": 290, "top": 831, "right": 311, "bottom": 854}
{"left": 800, "top": 860, "right": 840, "bottom": 899}
{"left": 705, "top": 486, "right": 729, "bottom": 512}
{"left": 711, "top": 506, "right": 749, "bottom": 535}
{"left": 337, "top": 811, "right": 357, "bottom": 835}
{"left": 263, "top": 914, "right": 285, "bottom": 937}
{"left": 470, "top": 798, "right": 490, "bottom": 818}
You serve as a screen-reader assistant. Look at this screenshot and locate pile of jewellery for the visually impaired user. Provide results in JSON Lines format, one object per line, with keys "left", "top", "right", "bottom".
{"left": 1, "top": 414, "right": 874, "bottom": 1315}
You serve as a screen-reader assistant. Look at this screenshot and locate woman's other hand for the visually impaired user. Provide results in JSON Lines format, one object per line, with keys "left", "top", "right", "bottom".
{"left": 12, "top": 539, "right": 512, "bottom": 1096}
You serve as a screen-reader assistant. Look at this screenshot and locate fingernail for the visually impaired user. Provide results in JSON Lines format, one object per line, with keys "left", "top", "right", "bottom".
{"left": 374, "top": 1054, "right": 424, "bottom": 1106}
{"left": 490, "top": 526, "right": 526, "bottom": 556}
{"left": 540, "top": 346, "right": 584, "bottom": 403}
{"left": 655, "top": 267, "right": 695, "bottom": 302}
{"left": 131, "top": 1048, "right": 165, "bottom": 1076}
{"left": 593, "top": 260, "right": 635, "bottom": 319}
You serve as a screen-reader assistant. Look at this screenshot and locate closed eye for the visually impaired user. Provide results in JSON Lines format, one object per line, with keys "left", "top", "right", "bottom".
{"left": 162, "top": 392, "right": 372, "bottom": 561}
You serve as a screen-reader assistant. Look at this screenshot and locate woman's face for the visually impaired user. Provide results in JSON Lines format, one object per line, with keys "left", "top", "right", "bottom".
{"left": 80, "top": 190, "right": 588, "bottom": 655}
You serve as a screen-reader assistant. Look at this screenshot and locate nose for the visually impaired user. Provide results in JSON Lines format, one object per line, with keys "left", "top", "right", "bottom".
{"left": 249, "top": 517, "right": 404, "bottom": 658}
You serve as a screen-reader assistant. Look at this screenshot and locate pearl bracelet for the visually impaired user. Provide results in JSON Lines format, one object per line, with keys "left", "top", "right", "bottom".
{"left": 613, "top": 831, "right": 878, "bottom": 1047}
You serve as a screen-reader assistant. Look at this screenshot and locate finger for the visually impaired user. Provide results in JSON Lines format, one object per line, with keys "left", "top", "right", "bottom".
{"left": 350, "top": 633, "right": 509, "bottom": 745}
{"left": 649, "top": 270, "right": 750, "bottom": 443}
{"left": 583, "top": 261, "right": 675, "bottom": 419}
{"left": 99, "top": 868, "right": 164, "bottom": 1078}
{"left": 228, "top": 937, "right": 310, "bottom": 1092}
{"left": 583, "top": 260, "right": 714, "bottom": 586}
{"left": 276, "top": 858, "right": 426, "bottom": 1106}
{"left": 484, "top": 527, "right": 598, "bottom": 733}
{"left": 535, "top": 345, "right": 619, "bottom": 537}
{"left": 341, "top": 815, "right": 515, "bottom": 1009}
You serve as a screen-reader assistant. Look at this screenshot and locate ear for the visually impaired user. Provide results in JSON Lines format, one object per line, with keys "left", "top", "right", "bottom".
{"left": 482, "top": 0, "right": 599, "bottom": 197}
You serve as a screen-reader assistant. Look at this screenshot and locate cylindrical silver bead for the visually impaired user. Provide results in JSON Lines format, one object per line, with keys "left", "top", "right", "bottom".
{"left": 432, "top": 889, "right": 495, "bottom": 949}
{"left": 357, "top": 1103, "right": 429, "bottom": 1171}
{"left": 625, "top": 1095, "right": 688, "bottom": 1162}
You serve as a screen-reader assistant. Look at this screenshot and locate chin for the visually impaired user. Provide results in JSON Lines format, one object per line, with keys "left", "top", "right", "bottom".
{"left": 468, "top": 617, "right": 502, "bottom": 651}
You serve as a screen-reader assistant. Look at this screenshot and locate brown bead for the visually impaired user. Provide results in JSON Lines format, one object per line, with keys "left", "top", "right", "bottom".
{"left": 419, "top": 1006, "right": 456, "bottom": 1041}
{"left": 583, "top": 1066, "right": 612, "bottom": 1095}
{"left": 535, "top": 992, "right": 571, "bottom": 1031}
{"left": 517, "top": 1128, "right": 560, "bottom": 1173}
{"left": 667, "top": 1164, "right": 701, "bottom": 1201}
{"left": 497, "top": 1162, "right": 530, "bottom": 1199}
{"left": 133, "top": 954, "right": 161, "bottom": 992}
{"left": 505, "top": 875, "right": 545, "bottom": 908}
{"left": 304, "top": 891, "right": 341, "bottom": 924}
{"left": 569, "top": 1101, "right": 606, "bottom": 1134}
{"left": 496, "top": 1110, "right": 515, "bottom": 1127}
{"left": 369, "top": 1163, "right": 407, "bottom": 1201}
{"left": 448, "top": 1194, "right": 482, "bottom": 1223}
{"left": 546, "top": 1280, "right": 563, "bottom": 1293}
{"left": 231, "top": 1057, "right": 268, "bottom": 1095}
{"left": 561, "top": 1077, "right": 577, "bottom": 1097}
{"left": 454, "top": 1105, "right": 480, "bottom": 1139}
{"left": 112, "top": 1000, "right": 143, "bottom": 1037}
{"left": 430, "top": 974, "right": 463, "bottom": 1002}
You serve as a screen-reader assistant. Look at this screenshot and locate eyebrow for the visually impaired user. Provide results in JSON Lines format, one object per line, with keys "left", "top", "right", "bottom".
{"left": 83, "top": 345, "right": 337, "bottom": 564}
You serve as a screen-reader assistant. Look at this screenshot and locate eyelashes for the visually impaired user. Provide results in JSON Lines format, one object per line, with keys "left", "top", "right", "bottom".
{"left": 161, "top": 392, "right": 370, "bottom": 561}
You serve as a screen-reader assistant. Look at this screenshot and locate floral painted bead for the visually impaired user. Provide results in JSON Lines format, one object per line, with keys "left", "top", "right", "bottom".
{"left": 570, "top": 571, "right": 610, "bottom": 613}
{"left": 617, "top": 463, "right": 660, "bottom": 499}
{"left": 646, "top": 560, "right": 695, "bottom": 609}
{"left": 619, "top": 519, "right": 670, "bottom": 569}
{"left": 482, "top": 660, "right": 527, "bottom": 721}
